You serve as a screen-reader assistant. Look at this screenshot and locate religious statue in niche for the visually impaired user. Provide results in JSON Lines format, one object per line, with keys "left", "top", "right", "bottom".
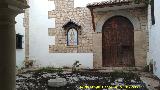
{"left": 63, "top": 20, "right": 81, "bottom": 46}
{"left": 67, "top": 28, "right": 78, "bottom": 46}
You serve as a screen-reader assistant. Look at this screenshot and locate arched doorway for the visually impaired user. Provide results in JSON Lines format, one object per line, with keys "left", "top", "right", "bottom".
{"left": 102, "top": 16, "right": 135, "bottom": 67}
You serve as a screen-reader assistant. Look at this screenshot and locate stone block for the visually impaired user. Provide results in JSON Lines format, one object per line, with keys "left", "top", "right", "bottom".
{"left": 48, "top": 11, "right": 56, "bottom": 18}
{"left": 48, "top": 78, "right": 67, "bottom": 87}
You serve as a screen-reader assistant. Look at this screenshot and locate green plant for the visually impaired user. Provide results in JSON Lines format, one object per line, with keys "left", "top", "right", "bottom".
{"left": 133, "top": 0, "right": 150, "bottom": 5}
{"left": 72, "top": 60, "right": 81, "bottom": 73}
{"left": 149, "top": 62, "right": 153, "bottom": 73}
{"left": 62, "top": 66, "right": 71, "bottom": 69}
{"left": 24, "top": 60, "right": 34, "bottom": 68}
{"left": 143, "top": 59, "right": 154, "bottom": 73}
{"left": 35, "top": 67, "right": 63, "bottom": 73}
{"left": 16, "top": 65, "right": 19, "bottom": 69}
{"left": 57, "top": 68, "right": 63, "bottom": 74}
{"left": 144, "top": 65, "right": 150, "bottom": 72}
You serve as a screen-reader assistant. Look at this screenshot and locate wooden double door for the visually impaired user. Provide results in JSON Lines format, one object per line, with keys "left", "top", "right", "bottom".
{"left": 102, "top": 16, "right": 135, "bottom": 67}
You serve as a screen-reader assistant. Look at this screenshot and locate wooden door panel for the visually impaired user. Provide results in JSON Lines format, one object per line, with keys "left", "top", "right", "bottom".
{"left": 102, "top": 16, "right": 135, "bottom": 67}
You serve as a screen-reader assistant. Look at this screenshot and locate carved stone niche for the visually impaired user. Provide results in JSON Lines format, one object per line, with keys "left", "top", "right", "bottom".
{"left": 62, "top": 20, "right": 82, "bottom": 35}
{"left": 62, "top": 20, "right": 82, "bottom": 46}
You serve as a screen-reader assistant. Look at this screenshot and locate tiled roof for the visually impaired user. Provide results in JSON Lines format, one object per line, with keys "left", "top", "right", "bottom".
{"left": 87, "top": 0, "right": 145, "bottom": 9}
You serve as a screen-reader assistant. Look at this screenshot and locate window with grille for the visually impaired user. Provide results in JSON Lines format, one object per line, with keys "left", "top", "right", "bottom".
{"left": 16, "top": 34, "right": 23, "bottom": 49}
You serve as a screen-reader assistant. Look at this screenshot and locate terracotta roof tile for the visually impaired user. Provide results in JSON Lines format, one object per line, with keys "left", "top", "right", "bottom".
{"left": 87, "top": 0, "right": 145, "bottom": 9}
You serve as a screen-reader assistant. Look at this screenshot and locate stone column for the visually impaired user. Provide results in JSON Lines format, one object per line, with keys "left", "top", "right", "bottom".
{"left": 24, "top": 1, "right": 30, "bottom": 61}
{"left": 0, "top": 0, "right": 29, "bottom": 90}
{"left": 0, "top": 11, "right": 16, "bottom": 90}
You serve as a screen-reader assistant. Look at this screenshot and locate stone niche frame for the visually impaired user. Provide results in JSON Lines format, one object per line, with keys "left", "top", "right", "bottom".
{"left": 62, "top": 20, "right": 82, "bottom": 47}
{"left": 93, "top": 10, "right": 147, "bottom": 68}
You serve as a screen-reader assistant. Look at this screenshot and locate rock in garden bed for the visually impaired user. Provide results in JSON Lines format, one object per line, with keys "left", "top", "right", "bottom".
{"left": 48, "top": 78, "right": 67, "bottom": 87}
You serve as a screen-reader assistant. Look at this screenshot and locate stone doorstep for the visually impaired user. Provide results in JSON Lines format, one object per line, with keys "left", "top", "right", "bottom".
{"left": 97, "top": 67, "right": 144, "bottom": 72}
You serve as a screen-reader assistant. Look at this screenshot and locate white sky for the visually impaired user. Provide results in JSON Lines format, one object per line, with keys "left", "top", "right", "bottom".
{"left": 74, "top": 0, "right": 107, "bottom": 7}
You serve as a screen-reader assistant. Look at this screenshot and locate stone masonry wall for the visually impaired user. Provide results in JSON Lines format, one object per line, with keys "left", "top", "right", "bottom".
{"left": 48, "top": 0, "right": 94, "bottom": 53}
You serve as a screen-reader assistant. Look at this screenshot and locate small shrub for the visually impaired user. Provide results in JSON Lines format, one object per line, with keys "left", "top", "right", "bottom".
{"left": 144, "top": 65, "right": 150, "bottom": 72}
{"left": 24, "top": 60, "right": 34, "bottom": 68}
{"left": 72, "top": 60, "right": 81, "bottom": 73}
{"left": 62, "top": 66, "right": 71, "bottom": 69}
{"left": 35, "top": 67, "right": 63, "bottom": 73}
{"left": 134, "top": 0, "right": 150, "bottom": 5}
{"left": 144, "top": 59, "right": 153, "bottom": 73}
{"left": 149, "top": 63, "right": 153, "bottom": 73}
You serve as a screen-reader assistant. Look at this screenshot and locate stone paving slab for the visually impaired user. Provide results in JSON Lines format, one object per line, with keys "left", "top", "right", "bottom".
{"left": 139, "top": 72, "right": 160, "bottom": 90}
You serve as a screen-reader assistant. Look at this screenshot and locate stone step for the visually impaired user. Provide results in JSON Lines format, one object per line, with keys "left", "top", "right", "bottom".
{"left": 96, "top": 67, "right": 144, "bottom": 72}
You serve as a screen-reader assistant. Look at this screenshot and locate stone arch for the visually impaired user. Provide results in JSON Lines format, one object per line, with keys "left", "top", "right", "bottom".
{"left": 96, "top": 11, "right": 140, "bottom": 32}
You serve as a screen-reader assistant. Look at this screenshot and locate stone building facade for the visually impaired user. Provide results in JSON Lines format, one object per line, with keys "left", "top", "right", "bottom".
{"left": 47, "top": 0, "right": 148, "bottom": 69}
{"left": 22, "top": 0, "right": 149, "bottom": 69}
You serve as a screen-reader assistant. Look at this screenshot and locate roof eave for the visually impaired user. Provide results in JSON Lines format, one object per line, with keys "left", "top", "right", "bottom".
{"left": 92, "top": 3, "right": 146, "bottom": 13}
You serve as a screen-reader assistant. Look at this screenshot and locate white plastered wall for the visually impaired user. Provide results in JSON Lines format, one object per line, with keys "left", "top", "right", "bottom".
{"left": 149, "top": 0, "right": 160, "bottom": 78}
{"left": 29, "top": 0, "right": 94, "bottom": 68}
{"left": 15, "top": 13, "right": 25, "bottom": 68}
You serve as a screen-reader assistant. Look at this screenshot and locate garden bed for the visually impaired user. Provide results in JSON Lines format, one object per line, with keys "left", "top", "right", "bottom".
{"left": 16, "top": 69, "right": 148, "bottom": 90}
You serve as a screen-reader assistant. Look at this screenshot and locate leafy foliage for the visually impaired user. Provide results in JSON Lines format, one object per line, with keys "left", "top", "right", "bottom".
{"left": 134, "top": 0, "right": 150, "bottom": 5}
{"left": 35, "top": 67, "right": 63, "bottom": 73}
{"left": 72, "top": 60, "right": 81, "bottom": 73}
